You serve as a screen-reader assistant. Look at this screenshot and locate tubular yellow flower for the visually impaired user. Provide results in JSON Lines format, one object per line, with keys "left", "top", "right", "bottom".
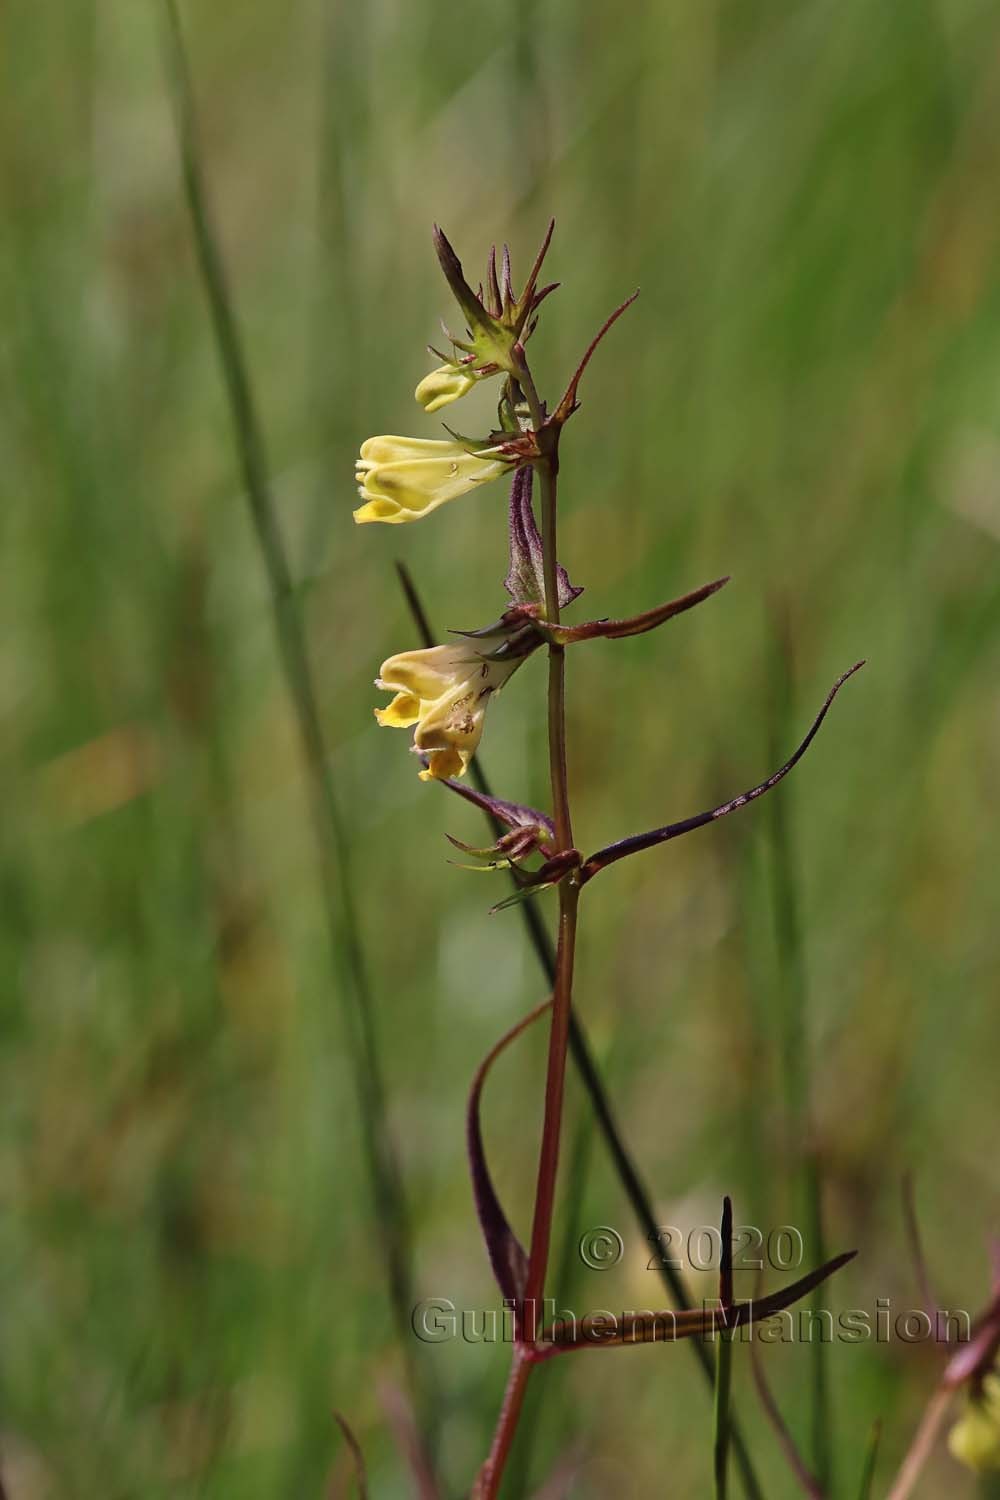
{"left": 414, "top": 363, "right": 480, "bottom": 414}
{"left": 354, "top": 435, "right": 509, "bottom": 525}
{"left": 949, "top": 1375, "right": 1000, "bottom": 1473}
{"left": 375, "top": 631, "right": 535, "bottom": 781}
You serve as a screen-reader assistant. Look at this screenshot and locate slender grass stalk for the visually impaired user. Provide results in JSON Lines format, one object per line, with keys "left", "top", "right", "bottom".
{"left": 855, "top": 1418, "right": 882, "bottom": 1500}
{"left": 714, "top": 1331, "right": 734, "bottom": 1500}
{"left": 160, "top": 0, "right": 434, "bottom": 1450}
{"left": 396, "top": 560, "right": 766, "bottom": 1500}
{"left": 768, "top": 626, "right": 831, "bottom": 1492}
{"left": 804, "top": 1157, "right": 831, "bottom": 1489}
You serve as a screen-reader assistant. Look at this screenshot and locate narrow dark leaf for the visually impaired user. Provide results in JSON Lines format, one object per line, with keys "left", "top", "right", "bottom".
{"left": 749, "top": 1251, "right": 858, "bottom": 1325}
{"left": 468, "top": 999, "right": 552, "bottom": 1300}
{"left": 582, "top": 663, "right": 865, "bottom": 881}
{"left": 720, "top": 1196, "right": 735, "bottom": 1310}
{"left": 540, "top": 1250, "right": 856, "bottom": 1354}
{"left": 715, "top": 1197, "right": 737, "bottom": 1500}
{"left": 554, "top": 577, "right": 729, "bottom": 644}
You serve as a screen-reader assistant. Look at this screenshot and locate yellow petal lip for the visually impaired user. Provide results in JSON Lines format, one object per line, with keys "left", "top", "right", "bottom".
{"left": 373, "top": 691, "right": 421, "bottom": 728}
{"left": 354, "top": 498, "right": 407, "bottom": 525}
{"left": 418, "top": 746, "right": 468, "bottom": 781}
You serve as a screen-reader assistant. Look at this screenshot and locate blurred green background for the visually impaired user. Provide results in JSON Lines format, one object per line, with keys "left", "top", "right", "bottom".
{"left": 3, "top": 0, "right": 1000, "bottom": 1495}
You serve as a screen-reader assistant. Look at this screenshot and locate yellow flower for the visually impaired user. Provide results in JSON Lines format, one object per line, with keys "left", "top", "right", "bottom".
{"left": 949, "top": 1375, "right": 1000, "bottom": 1473}
{"left": 414, "top": 363, "right": 480, "bottom": 414}
{"left": 354, "top": 435, "right": 509, "bottom": 525}
{"left": 375, "top": 632, "right": 534, "bottom": 781}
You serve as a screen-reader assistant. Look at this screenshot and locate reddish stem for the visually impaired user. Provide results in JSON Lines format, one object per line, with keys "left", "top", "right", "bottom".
{"left": 523, "top": 881, "right": 579, "bottom": 1313}
{"left": 477, "top": 354, "right": 580, "bottom": 1500}
{"left": 474, "top": 1347, "right": 533, "bottom": 1500}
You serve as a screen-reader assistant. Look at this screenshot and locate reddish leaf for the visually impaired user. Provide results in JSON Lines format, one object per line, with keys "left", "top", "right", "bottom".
{"left": 552, "top": 576, "right": 728, "bottom": 644}
{"left": 436, "top": 773, "right": 556, "bottom": 852}
{"left": 536, "top": 1249, "right": 856, "bottom": 1356}
{"left": 582, "top": 663, "right": 865, "bottom": 882}
{"left": 468, "top": 999, "right": 552, "bottom": 1301}
{"left": 550, "top": 291, "right": 639, "bottom": 426}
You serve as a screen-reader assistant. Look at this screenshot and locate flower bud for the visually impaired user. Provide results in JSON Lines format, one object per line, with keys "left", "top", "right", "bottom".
{"left": 414, "top": 363, "right": 479, "bottom": 414}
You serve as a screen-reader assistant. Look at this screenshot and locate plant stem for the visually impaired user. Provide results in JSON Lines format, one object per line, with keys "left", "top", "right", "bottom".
{"left": 519, "top": 362, "right": 573, "bottom": 849}
{"left": 479, "top": 358, "right": 581, "bottom": 1496}
{"left": 522, "top": 405, "right": 577, "bottom": 1312}
{"left": 546, "top": 640, "right": 572, "bottom": 848}
{"left": 475, "top": 1347, "right": 534, "bottom": 1499}
{"left": 524, "top": 880, "right": 579, "bottom": 1313}
{"left": 397, "top": 559, "right": 766, "bottom": 1500}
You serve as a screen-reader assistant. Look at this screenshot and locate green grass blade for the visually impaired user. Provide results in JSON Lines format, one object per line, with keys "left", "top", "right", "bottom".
{"left": 160, "top": 0, "right": 434, "bottom": 1451}
{"left": 714, "top": 1330, "right": 735, "bottom": 1500}
{"left": 768, "top": 625, "right": 831, "bottom": 1493}
{"left": 856, "top": 1418, "right": 882, "bottom": 1500}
